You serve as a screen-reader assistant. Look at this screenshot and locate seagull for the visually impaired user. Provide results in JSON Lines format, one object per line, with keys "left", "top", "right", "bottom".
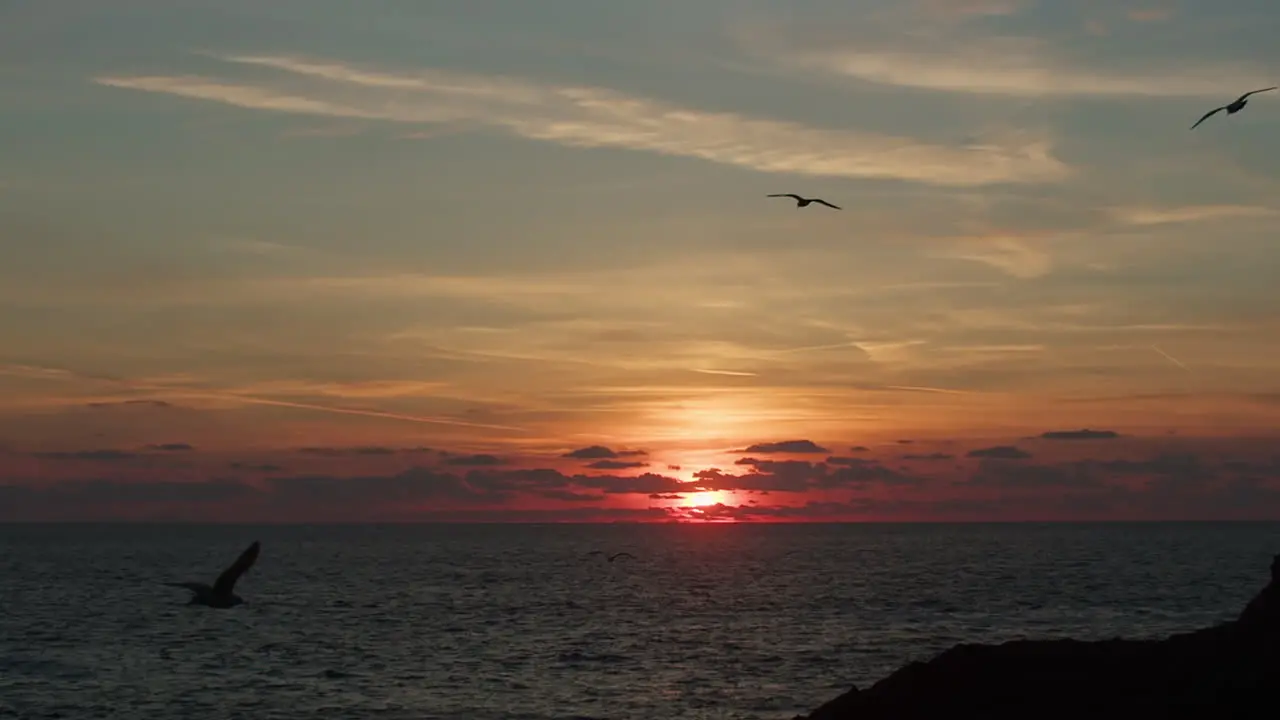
{"left": 164, "top": 540, "right": 260, "bottom": 608}
{"left": 607, "top": 552, "right": 635, "bottom": 562}
{"left": 767, "top": 193, "right": 841, "bottom": 210}
{"left": 1190, "top": 87, "right": 1277, "bottom": 129}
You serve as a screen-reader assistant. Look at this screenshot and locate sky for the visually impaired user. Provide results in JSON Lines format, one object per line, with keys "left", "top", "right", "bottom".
{"left": 3, "top": 0, "right": 1280, "bottom": 523}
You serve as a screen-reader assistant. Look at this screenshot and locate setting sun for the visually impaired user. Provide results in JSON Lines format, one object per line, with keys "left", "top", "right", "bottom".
{"left": 680, "top": 489, "right": 733, "bottom": 507}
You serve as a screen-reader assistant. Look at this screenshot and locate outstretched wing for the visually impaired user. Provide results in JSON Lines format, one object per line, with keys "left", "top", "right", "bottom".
{"left": 814, "top": 199, "right": 842, "bottom": 210}
{"left": 1190, "top": 105, "right": 1225, "bottom": 129}
{"left": 164, "top": 582, "right": 212, "bottom": 593}
{"left": 1237, "top": 86, "right": 1278, "bottom": 103}
{"left": 767, "top": 193, "right": 802, "bottom": 200}
{"left": 213, "top": 541, "right": 260, "bottom": 595}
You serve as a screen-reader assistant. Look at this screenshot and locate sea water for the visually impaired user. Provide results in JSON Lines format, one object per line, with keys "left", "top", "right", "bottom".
{"left": 2, "top": 522, "right": 1277, "bottom": 719}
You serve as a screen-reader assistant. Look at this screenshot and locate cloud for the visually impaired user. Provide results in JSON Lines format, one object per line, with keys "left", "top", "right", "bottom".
{"left": 740, "top": 439, "right": 830, "bottom": 454}
{"left": 230, "top": 462, "right": 284, "bottom": 473}
{"left": 92, "top": 54, "right": 1070, "bottom": 187}
{"left": 146, "top": 443, "right": 194, "bottom": 452}
{"left": 562, "top": 445, "right": 620, "bottom": 460}
{"left": 697, "top": 457, "right": 922, "bottom": 492}
{"left": 0, "top": 363, "right": 513, "bottom": 434}
{"left": 1109, "top": 205, "right": 1280, "bottom": 227}
{"left": 936, "top": 234, "right": 1053, "bottom": 279}
{"left": 1127, "top": 7, "right": 1173, "bottom": 22}
{"left": 914, "top": 0, "right": 1027, "bottom": 18}
{"left": 86, "top": 399, "right": 174, "bottom": 409}
{"left": 298, "top": 446, "right": 432, "bottom": 456}
{"left": 8, "top": 445, "right": 1280, "bottom": 521}
{"left": 760, "top": 33, "right": 1271, "bottom": 98}
{"left": 903, "top": 452, "right": 955, "bottom": 461}
{"left": 33, "top": 449, "right": 138, "bottom": 461}
{"left": 1039, "top": 429, "right": 1120, "bottom": 441}
{"left": 587, "top": 460, "right": 648, "bottom": 470}
{"left": 278, "top": 123, "right": 365, "bottom": 138}
{"left": 970, "top": 462, "right": 1103, "bottom": 489}
{"left": 537, "top": 489, "right": 607, "bottom": 503}
{"left": 826, "top": 456, "right": 881, "bottom": 466}
{"left": 204, "top": 393, "right": 525, "bottom": 432}
{"left": 443, "top": 454, "right": 506, "bottom": 467}
{"left": 966, "top": 445, "right": 1032, "bottom": 459}
{"left": 1097, "top": 453, "right": 1208, "bottom": 479}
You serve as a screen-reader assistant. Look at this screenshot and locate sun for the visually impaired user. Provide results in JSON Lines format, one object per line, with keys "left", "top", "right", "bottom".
{"left": 681, "top": 489, "right": 732, "bottom": 507}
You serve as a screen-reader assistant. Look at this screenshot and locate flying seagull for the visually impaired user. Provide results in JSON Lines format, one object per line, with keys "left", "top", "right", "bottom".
{"left": 1190, "top": 87, "right": 1277, "bottom": 129}
{"left": 767, "top": 193, "right": 841, "bottom": 210}
{"left": 607, "top": 552, "right": 635, "bottom": 562}
{"left": 165, "top": 540, "right": 260, "bottom": 608}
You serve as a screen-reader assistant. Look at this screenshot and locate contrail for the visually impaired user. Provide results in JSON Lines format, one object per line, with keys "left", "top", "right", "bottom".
{"left": 773, "top": 341, "right": 861, "bottom": 355}
{"left": 185, "top": 392, "right": 527, "bottom": 432}
{"left": 169, "top": 392, "right": 529, "bottom": 432}
{"left": 883, "top": 385, "right": 981, "bottom": 395}
{"left": 690, "top": 368, "right": 758, "bottom": 377}
{"left": 1150, "top": 345, "right": 1190, "bottom": 371}
{"left": 0, "top": 361, "right": 527, "bottom": 432}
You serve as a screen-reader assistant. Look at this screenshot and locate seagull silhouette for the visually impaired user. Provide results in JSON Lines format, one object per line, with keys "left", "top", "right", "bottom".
{"left": 767, "top": 193, "right": 841, "bottom": 210}
{"left": 164, "top": 540, "right": 260, "bottom": 608}
{"left": 1190, "top": 87, "right": 1277, "bottom": 129}
{"left": 607, "top": 552, "right": 635, "bottom": 562}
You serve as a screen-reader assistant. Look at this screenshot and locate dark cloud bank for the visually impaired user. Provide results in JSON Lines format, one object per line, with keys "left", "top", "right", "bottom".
{"left": 7, "top": 434, "right": 1280, "bottom": 521}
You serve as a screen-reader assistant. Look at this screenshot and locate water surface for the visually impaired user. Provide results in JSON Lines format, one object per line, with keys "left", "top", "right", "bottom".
{"left": 2, "top": 522, "right": 1277, "bottom": 719}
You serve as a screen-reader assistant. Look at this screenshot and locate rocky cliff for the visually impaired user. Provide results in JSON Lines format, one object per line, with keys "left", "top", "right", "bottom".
{"left": 796, "top": 554, "right": 1280, "bottom": 719}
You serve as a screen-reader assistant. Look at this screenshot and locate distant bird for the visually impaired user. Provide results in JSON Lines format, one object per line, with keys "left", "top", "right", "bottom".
{"left": 607, "top": 552, "right": 635, "bottom": 562}
{"left": 165, "top": 541, "right": 260, "bottom": 608}
{"left": 1190, "top": 87, "right": 1277, "bottom": 129}
{"left": 767, "top": 193, "right": 841, "bottom": 210}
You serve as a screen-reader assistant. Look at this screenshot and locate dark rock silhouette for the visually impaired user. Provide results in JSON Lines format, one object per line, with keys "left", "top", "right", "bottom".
{"left": 796, "top": 554, "right": 1280, "bottom": 719}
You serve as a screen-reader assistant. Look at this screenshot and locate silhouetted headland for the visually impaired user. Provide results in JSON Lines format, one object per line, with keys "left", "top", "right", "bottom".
{"left": 795, "top": 553, "right": 1280, "bottom": 719}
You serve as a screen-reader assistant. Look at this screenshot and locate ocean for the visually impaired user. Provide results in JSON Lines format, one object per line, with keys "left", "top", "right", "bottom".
{"left": 2, "top": 522, "right": 1278, "bottom": 719}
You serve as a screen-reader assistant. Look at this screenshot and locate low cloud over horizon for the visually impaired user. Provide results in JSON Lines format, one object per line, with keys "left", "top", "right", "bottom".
{"left": 5, "top": 430, "right": 1280, "bottom": 522}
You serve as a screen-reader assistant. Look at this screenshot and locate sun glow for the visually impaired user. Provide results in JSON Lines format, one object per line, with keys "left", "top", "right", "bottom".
{"left": 680, "top": 489, "right": 732, "bottom": 507}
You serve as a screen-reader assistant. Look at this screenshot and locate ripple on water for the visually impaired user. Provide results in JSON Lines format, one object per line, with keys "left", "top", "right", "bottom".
{"left": 0, "top": 522, "right": 1277, "bottom": 719}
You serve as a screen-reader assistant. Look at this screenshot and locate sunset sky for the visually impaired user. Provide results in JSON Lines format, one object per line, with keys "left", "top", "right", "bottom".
{"left": 4, "top": 0, "right": 1280, "bottom": 522}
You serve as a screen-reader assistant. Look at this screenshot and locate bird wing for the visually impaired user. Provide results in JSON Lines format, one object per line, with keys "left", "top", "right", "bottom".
{"left": 814, "top": 199, "right": 842, "bottom": 210}
{"left": 1238, "top": 87, "right": 1278, "bottom": 102}
{"left": 1190, "top": 106, "right": 1225, "bottom": 129}
{"left": 767, "top": 194, "right": 802, "bottom": 200}
{"left": 608, "top": 552, "right": 635, "bottom": 561}
{"left": 213, "top": 541, "right": 260, "bottom": 595}
{"left": 165, "top": 582, "right": 212, "bottom": 593}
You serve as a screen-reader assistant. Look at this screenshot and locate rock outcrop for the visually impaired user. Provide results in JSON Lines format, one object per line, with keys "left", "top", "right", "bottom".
{"left": 796, "top": 554, "right": 1280, "bottom": 720}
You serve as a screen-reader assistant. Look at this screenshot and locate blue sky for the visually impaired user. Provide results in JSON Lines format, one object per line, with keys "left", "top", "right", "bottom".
{"left": 3, "top": 0, "right": 1280, "bottom": 521}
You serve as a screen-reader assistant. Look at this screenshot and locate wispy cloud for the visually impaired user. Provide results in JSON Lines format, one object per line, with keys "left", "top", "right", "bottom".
{"left": 932, "top": 234, "right": 1053, "bottom": 278}
{"left": 691, "top": 368, "right": 759, "bottom": 377}
{"left": 1127, "top": 7, "right": 1174, "bottom": 23}
{"left": 912, "top": 0, "right": 1027, "bottom": 20}
{"left": 0, "top": 362, "right": 525, "bottom": 433}
{"left": 93, "top": 54, "right": 1069, "bottom": 187}
{"left": 753, "top": 34, "right": 1271, "bottom": 99}
{"left": 1109, "top": 204, "right": 1279, "bottom": 226}
{"left": 278, "top": 123, "right": 365, "bottom": 138}
{"left": 1150, "top": 344, "right": 1191, "bottom": 371}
